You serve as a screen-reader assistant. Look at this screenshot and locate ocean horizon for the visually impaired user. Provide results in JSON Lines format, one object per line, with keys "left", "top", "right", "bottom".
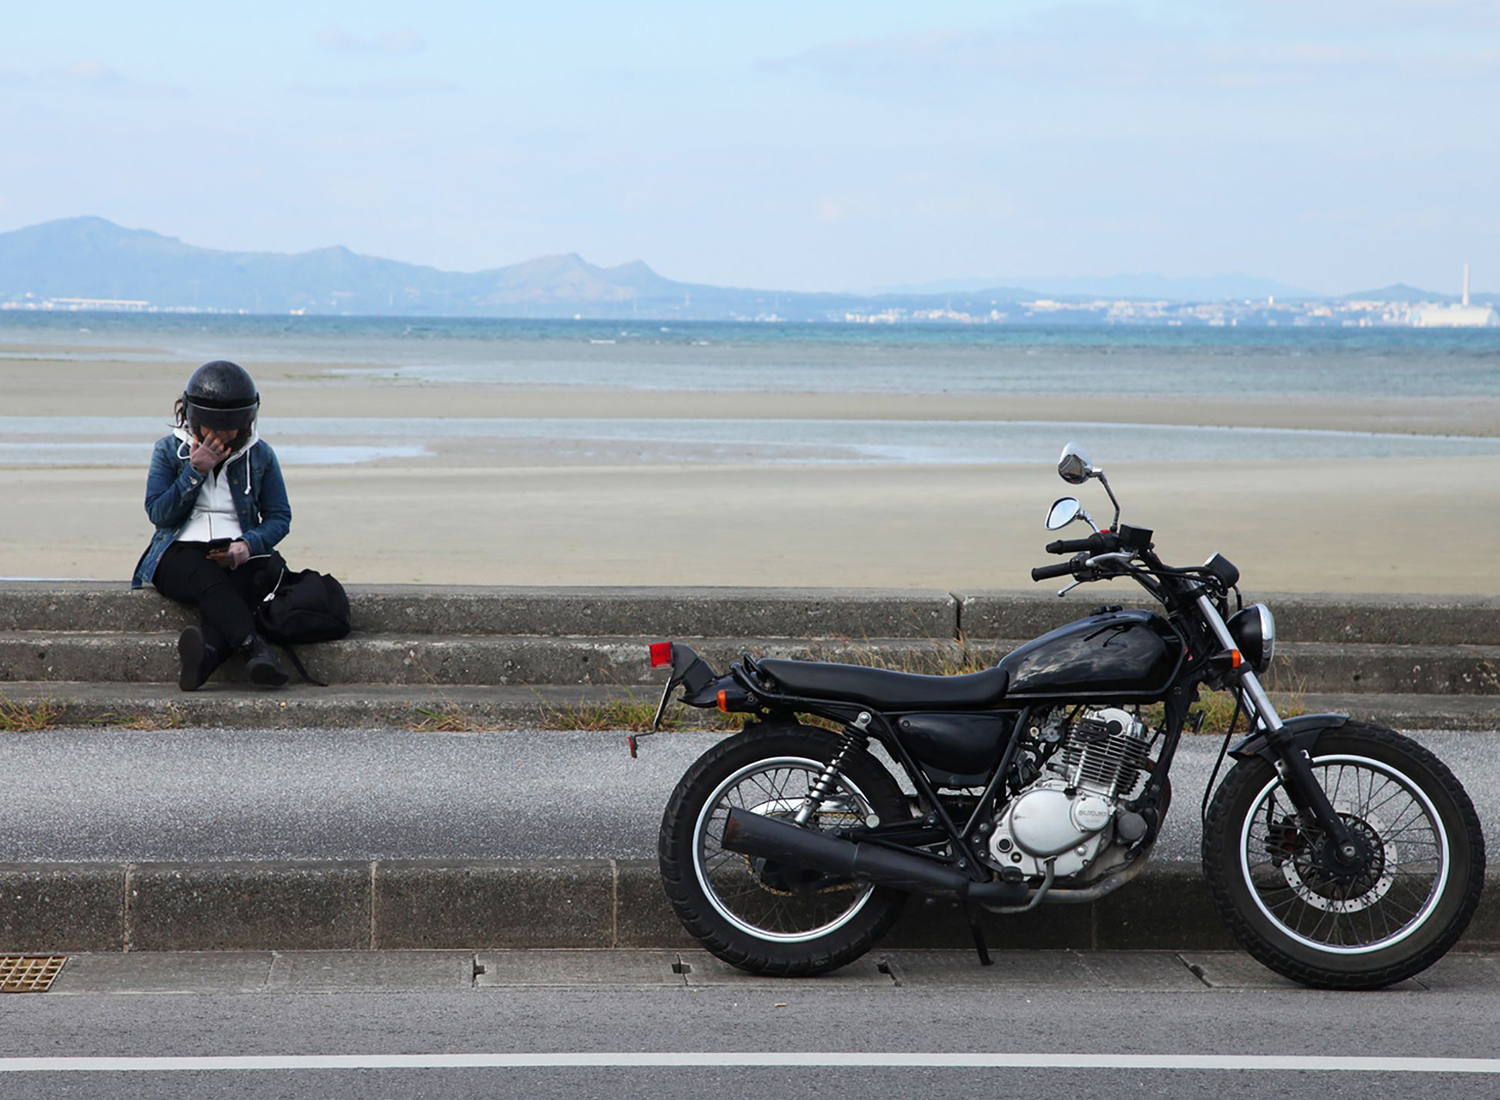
{"left": 3, "top": 312, "right": 1499, "bottom": 399}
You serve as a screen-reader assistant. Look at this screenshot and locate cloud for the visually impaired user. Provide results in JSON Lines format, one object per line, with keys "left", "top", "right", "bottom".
{"left": 315, "top": 25, "right": 427, "bottom": 55}
{"left": 62, "top": 60, "right": 126, "bottom": 85}
{"left": 13, "top": 60, "right": 188, "bottom": 97}
{"left": 294, "top": 76, "right": 460, "bottom": 99}
{"left": 762, "top": 6, "right": 1500, "bottom": 96}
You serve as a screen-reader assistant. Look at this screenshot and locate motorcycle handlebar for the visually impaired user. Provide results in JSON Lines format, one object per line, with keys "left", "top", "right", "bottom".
{"left": 1046, "top": 532, "right": 1113, "bottom": 555}
{"left": 1031, "top": 560, "right": 1077, "bottom": 582}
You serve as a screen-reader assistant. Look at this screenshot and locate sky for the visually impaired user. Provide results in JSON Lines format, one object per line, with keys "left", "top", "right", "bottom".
{"left": 3, "top": 0, "right": 1498, "bottom": 294}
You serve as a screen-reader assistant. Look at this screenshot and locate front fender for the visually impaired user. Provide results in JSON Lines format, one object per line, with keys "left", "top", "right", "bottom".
{"left": 1228, "top": 713, "right": 1350, "bottom": 764}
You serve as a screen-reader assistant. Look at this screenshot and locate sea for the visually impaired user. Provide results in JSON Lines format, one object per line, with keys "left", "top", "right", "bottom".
{"left": 3, "top": 313, "right": 1499, "bottom": 468}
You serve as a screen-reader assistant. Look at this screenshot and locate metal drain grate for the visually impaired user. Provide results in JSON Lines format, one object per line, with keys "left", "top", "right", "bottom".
{"left": 0, "top": 956, "right": 67, "bottom": 993}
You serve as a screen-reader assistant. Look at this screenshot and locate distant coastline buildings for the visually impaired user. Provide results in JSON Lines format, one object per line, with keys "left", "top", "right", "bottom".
{"left": 2, "top": 269, "right": 1496, "bottom": 327}
{"left": 1410, "top": 265, "right": 1499, "bottom": 328}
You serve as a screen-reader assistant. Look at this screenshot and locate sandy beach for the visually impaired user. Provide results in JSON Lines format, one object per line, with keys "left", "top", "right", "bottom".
{"left": 3, "top": 351, "right": 1498, "bottom": 594}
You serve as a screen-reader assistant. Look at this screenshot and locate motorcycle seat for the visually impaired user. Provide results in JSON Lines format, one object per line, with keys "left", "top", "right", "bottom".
{"left": 756, "top": 658, "right": 1009, "bottom": 710}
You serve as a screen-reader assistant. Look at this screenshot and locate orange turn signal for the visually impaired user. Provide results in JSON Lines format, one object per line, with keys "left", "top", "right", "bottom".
{"left": 1230, "top": 649, "right": 1243, "bottom": 669}
{"left": 717, "top": 689, "right": 728, "bottom": 712}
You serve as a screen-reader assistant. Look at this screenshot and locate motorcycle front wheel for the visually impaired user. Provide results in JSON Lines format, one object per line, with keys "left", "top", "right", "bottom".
{"left": 658, "top": 722, "right": 908, "bottom": 976}
{"left": 1202, "top": 722, "right": 1484, "bottom": 989}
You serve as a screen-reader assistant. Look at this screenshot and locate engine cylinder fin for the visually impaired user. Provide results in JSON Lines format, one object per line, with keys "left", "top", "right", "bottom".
{"left": 1051, "top": 709, "right": 1152, "bottom": 799}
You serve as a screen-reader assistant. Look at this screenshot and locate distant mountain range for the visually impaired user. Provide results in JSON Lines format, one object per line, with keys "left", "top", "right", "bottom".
{"left": 0, "top": 217, "right": 1490, "bottom": 319}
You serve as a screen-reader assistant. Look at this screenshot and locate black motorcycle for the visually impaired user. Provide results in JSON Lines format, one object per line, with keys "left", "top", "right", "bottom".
{"left": 641, "top": 444, "right": 1484, "bottom": 990}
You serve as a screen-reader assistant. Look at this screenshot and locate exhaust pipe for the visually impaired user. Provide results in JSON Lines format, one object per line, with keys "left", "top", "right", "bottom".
{"left": 722, "top": 807, "right": 1026, "bottom": 906}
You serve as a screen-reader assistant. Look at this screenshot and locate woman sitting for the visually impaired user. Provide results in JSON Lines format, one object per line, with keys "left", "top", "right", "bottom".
{"left": 131, "top": 360, "right": 291, "bottom": 690}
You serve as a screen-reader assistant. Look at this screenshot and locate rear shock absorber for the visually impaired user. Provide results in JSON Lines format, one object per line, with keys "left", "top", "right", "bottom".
{"left": 793, "top": 711, "right": 872, "bottom": 826}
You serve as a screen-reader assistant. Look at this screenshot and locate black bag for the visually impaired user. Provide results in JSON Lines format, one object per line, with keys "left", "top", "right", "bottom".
{"left": 256, "top": 564, "right": 351, "bottom": 645}
{"left": 248, "top": 553, "right": 351, "bottom": 686}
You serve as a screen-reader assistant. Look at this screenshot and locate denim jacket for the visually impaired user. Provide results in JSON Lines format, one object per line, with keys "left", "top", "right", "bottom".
{"left": 131, "top": 432, "right": 292, "bottom": 588}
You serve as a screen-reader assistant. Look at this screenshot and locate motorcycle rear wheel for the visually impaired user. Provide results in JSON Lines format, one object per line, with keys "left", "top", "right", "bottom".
{"left": 659, "top": 722, "right": 908, "bottom": 976}
{"left": 1202, "top": 722, "right": 1484, "bottom": 989}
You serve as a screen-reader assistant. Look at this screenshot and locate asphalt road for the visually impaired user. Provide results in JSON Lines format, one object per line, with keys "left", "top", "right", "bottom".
{"left": 0, "top": 727, "right": 1493, "bottom": 863}
{"left": 1, "top": 949, "right": 1499, "bottom": 1099}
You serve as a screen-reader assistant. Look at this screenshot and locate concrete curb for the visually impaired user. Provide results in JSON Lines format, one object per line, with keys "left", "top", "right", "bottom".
{"left": 3, "top": 859, "right": 1496, "bottom": 955}
{"left": 4, "top": 582, "right": 1498, "bottom": 645}
{"left": 6, "top": 632, "right": 1498, "bottom": 697}
{"left": 1, "top": 682, "right": 1495, "bottom": 731}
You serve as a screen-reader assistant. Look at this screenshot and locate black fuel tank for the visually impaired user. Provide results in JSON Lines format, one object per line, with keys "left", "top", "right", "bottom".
{"left": 997, "top": 609, "right": 1181, "bottom": 699}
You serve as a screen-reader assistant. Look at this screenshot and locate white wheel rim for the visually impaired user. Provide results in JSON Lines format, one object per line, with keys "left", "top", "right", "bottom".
{"left": 1237, "top": 753, "right": 1450, "bottom": 955}
{"left": 693, "top": 755, "right": 879, "bottom": 944}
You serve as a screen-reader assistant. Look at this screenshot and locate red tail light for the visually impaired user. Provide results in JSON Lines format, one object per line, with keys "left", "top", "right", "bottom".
{"left": 649, "top": 642, "right": 674, "bottom": 669}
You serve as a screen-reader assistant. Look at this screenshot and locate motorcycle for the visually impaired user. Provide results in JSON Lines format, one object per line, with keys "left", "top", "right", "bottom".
{"left": 639, "top": 443, "right": 1484, "bottom": 990}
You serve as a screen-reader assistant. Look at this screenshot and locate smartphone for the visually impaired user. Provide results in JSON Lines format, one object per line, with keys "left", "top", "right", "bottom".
{"left": 205, "top": 538, "right": 234, "bottom": 552}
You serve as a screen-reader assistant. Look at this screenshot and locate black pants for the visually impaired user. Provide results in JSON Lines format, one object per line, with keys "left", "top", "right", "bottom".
{"left": 152, "top": 542, "right": 261, "bottom": 655}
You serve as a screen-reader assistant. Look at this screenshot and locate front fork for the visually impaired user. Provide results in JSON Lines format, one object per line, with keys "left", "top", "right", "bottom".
{"left": 1196, "top": 596, "right": 1363, "bottom": 866}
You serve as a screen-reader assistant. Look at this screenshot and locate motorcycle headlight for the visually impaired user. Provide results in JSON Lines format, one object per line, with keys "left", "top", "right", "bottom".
{"left": 1227, "top": 603, "right": 1276, "bottom": 673}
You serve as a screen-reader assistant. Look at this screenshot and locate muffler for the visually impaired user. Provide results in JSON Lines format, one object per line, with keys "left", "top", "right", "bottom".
{"left": 722, "top": 807, "right": 1026, "bottom": 905}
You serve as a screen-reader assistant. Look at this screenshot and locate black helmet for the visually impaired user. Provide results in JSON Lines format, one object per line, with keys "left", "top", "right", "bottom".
{"left": 183, "top": 360, "right": 259, "bottom": 434}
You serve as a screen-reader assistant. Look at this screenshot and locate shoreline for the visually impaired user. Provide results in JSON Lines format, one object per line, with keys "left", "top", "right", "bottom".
{"left": 3, "top": 352, "right": 1496, "bottom": 594}
{"left": 2, "top": 353, "right": 1498, "bottom": 437}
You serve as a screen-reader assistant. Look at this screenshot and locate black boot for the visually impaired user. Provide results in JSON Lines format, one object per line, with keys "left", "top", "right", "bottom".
{"left": 177, "top": 626, "right": 226, "bottom": 692}
{"left": 241, "top": 633, "right": 290, "bottom": 688}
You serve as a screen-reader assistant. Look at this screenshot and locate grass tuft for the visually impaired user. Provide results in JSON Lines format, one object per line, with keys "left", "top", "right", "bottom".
{"left": 113, "top": 705, "right": 189, "bottom": 731}
{"left": 407, "top": 705, "right": 495, "bottom": 733}
{"left": 539, "top": 693, "right": 746, "bottom": 732}
{"left": 0, "top": 695, "right": 63, "bottom": 732}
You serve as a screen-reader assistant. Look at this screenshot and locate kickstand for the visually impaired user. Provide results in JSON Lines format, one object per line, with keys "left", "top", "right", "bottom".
{"left": 966, "top": 905, "right": 993, "bottom": 967}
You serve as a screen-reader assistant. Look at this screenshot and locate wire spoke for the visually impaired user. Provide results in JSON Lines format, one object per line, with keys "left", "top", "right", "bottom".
{"left": 1242, "top": 753, "right": 1448, "bottom": 953}
{"left": 696, "top": 756, "right": 878, "bottom": 940}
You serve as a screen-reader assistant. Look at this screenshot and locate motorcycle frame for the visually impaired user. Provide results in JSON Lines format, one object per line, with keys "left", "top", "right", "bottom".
{"left": 704, "top": 549, "right": 1358, "bottom": 898}
{"left": 723, "top": 660, "right": 1197, "bottom": 896}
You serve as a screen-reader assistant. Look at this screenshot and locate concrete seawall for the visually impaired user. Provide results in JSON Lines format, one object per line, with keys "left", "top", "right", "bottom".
{"left": 1, "top": 582, "right": 1496, "bottom": 729}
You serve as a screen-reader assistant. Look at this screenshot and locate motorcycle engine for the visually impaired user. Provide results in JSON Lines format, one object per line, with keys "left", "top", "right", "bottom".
{"left": 988, "top": 706, "right": 1154, "bottom": 880}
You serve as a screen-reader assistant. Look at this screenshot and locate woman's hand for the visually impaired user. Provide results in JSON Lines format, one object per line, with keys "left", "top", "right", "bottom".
{"left": 208, "top": 540, "right": 251, "bottom": 569}
{"left": 189, "top": 436, "right": 227, "bottom": 474}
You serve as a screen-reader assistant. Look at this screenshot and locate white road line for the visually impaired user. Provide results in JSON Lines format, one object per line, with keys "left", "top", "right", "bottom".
{"left": 0, "top": 1053, "right": 1498, "bottom": 1073}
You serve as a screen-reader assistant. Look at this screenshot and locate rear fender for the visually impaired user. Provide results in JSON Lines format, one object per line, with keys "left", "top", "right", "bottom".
{"left": 661, "top": 642, "right": 721, "bottom": 705}
{"left": 1228, "top": 713, "right": 1350, "bottom": 764}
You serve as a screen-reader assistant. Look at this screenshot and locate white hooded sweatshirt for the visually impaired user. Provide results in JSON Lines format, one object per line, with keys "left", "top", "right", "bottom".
{"left": 172, "top": 426, "right": 259, "bottom": 543}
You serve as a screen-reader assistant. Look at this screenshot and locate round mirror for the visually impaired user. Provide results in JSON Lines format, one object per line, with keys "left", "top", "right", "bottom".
{"left": 1046, "top": 497, "right": 1082, "bottom": 530}
{"left": 1057, "top": 442, "right": 1093, "bottom": 485}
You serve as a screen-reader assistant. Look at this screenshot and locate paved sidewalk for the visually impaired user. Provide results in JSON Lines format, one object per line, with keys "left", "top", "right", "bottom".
{"left": 35, "top": 950, "right": 1500, "bottom": 996}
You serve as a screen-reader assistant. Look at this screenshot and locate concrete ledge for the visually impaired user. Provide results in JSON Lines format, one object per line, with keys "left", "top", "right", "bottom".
{"left": 959, "top": 589, "right": 1500, "bottom": 646}
{"left": 2, "top": 860, "right": 1496, "bottom": 954}
{"left": 0, "top": 864, "right": 126, "bottom": 953}
{"left": 4, "top": 582, "right": 1498, "bottom": 645}
{"left": 0, "top": 582, "right": 960, "bottom": 640}
{"left": 7, "top": 632, "right": 1497, "bottom": 697}
{"left": 0, "top": 681, "right": 637, "bottom": 729}
{"left": 962, "top": 639, "right": 1500, "bottom": 697}
{"left": 375, "top": 860, "right": 617, "bottom": 949}
{"left": 127, "top": 862, "right": 372, "bottom": 952}
{"left": 1, "top": 682, "right": 1494, "bottom": 731}
{"left": 0, "top": 632, "right": 969, "bottom": 687}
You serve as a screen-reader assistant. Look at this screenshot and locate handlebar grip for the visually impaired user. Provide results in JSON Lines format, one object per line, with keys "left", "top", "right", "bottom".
{"left": 1031, "top": 561, "right": 1077, "bottom": 582}
{"left": 1046, "top": 533, "right": 1109, "bottom": 554}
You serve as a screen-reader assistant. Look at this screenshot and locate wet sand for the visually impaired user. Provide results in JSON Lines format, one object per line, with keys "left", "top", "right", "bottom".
{"left": 2, "top": 352, "right": 1497, "bottom": 593}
